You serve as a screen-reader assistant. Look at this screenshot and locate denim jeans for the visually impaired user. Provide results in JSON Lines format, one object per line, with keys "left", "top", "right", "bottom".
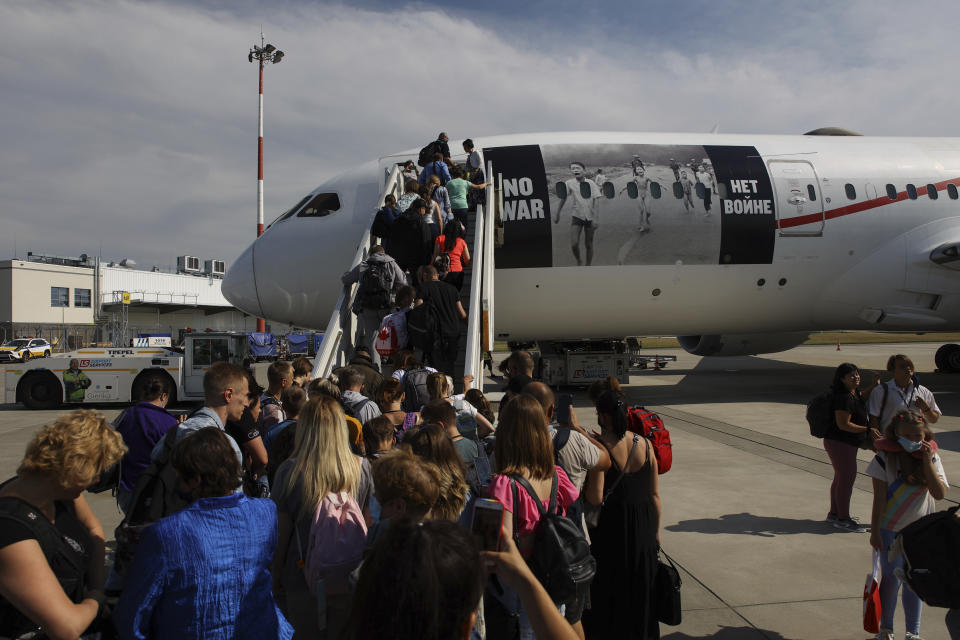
{"left": 879, "top": 528, "right": 922, "bottom": 634}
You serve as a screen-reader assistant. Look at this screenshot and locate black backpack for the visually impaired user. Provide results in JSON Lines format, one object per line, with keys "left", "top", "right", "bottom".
{"left": 357, "top": 260, "right": 392, "bottom": 311}
{"left": 401, "top": 367, "right": 432, "bottom": 412}
{"left": 510, "top": 473, "right": 596, "bottom": 605}
{"left": 113, "top": 426, "right": 190, "bottom": 579}
{"left": 418, "top": 140, "right": 441, "bottom": 167}
{"left": 894, "top": 505, "right": 960, "bottom": 608}
{"left": 406, "top": 301, "right": 439, "bottom": 352}
{"left": 552, "top": 428, "right": 584, "bottom": 530}
{"left": 805, "top": 390, "right": 834, "bottom": 438}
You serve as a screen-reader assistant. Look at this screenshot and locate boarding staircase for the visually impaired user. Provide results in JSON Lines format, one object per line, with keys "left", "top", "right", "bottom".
{"left": 311, "top": 159, "right": 499, "bottom": 388}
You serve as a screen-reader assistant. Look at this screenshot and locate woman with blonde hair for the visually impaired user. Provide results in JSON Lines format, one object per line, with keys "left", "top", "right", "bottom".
{"left": 272, "top": 395, "right": 372, "bottom": 639}
{"left": 0, "top": 409, "right": 126, "bottom": 638}
{"left": 485, "top": 394, "right": 579, "bottom": 639}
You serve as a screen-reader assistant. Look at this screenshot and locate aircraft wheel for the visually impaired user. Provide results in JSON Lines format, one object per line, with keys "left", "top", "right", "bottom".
{"left": 935, "top": 343, "right": 960, "bottom": 372}
{"left": 20, "top": 373, "right": 62, "bottom": 410}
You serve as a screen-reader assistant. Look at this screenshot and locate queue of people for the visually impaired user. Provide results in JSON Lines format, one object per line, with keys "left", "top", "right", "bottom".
{"left": 0, "top": 303, "right": 953, "bottom": 640}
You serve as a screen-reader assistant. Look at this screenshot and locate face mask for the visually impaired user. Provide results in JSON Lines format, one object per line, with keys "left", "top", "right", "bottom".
{"left": 897, "top": 436, "right": 923, "bottom": 453}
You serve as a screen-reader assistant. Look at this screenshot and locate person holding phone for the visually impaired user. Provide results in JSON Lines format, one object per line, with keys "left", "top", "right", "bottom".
{"left": 868, "top": 354, "right": 941, "bottom": 431}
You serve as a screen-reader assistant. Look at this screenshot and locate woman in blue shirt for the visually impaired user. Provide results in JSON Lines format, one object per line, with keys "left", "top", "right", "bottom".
{"left": 114, "top": 427, "right": 292, "bottom": 639}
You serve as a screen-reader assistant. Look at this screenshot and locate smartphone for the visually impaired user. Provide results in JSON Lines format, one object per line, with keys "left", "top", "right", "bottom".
{"left": 471, "top": 498, "right": 504, "bottom": 551}
{"left": 556, "top": 393, "right": 573, "bottom": 425}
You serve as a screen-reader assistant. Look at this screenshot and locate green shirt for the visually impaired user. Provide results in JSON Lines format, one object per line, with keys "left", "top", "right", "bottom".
{"left": 446, "top": 178, "right": 471, "bottom": 210}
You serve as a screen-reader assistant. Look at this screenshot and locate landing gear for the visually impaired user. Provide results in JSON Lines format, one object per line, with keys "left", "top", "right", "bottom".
{"left": 935, "top": 343, "right": 960, "bottom": 372}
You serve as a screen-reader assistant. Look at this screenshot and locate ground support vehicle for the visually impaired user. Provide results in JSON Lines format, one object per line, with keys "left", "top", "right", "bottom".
{"left": 535, "top": 340, "right": 631, "bottom": 387}
{"left": 4, "top": 332, "right": 250, "bottom": 409}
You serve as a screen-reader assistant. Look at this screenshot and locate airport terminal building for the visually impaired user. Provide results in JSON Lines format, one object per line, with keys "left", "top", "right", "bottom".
{"left": 0, "top": 253, "right": 259, "bottom": 349}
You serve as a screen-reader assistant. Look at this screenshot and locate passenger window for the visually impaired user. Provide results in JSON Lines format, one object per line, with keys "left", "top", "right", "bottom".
{"left": 717, "top": 183, "right": 728, "bottom": 199}
{"left": 650, "top": 182, "right": 662, "bottom": 199}
{"left": 580, "top": 182, "right": 592, "bottom": 199}
{"left": 886, "top": 184, "right": 897, "bottom": 200}
{"left": 555, "top": 182, "right": 567, "bottom": 199}
{"left": 949, "top": 184, "right": 958, "bottom": 200}
{"left": 296, "top": 193, "right": 342, "bottom": 218}
{"left": 844, "top": 183, "right": 856, "bottom": 200}
{"left": 673, "top": 182, "right": 683, "bottom": 199}
{"left": 807, "top": 184, "right": 817, "bottom": 201}
{"left": 602, "top": 182, "right": 615, "bottom": 199}
{"left": 626, "top": 182, "right": 638, "bottom": 199}
{"left": 907, "top": 184, "right": 918, "bottom": 200}
{"left": 695, "top": 183, "right": 706, "bottom": 200}
{"left": 927, "top": 184, "right": 938, "bottom": 200}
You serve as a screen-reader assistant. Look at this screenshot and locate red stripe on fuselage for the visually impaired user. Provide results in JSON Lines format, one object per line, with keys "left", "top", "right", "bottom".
{"left": 775, "top": 177, "right": 960, "bottom": 229}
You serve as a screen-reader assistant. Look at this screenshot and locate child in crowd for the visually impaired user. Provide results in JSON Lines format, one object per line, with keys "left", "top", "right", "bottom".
{"left": 868, "top": 410, "right": 949, "bottom": 640}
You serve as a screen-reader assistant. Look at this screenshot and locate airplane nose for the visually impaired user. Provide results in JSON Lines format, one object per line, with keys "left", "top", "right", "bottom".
{"left": 222, "top": 244, "right": 264, "bottom": 318}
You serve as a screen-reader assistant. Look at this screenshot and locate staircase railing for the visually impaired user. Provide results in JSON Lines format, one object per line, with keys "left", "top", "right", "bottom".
{"left": 311, "top": 164, "right": 405, "bottom": 379}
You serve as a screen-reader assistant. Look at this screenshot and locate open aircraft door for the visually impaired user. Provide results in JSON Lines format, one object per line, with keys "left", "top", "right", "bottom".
{"left": 768, "top": 160, "right": 824, "bottom": 237}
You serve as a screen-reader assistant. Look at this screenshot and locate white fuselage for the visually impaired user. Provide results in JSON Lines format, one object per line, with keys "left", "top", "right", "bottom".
{"left": 222, "top": 132, "right": 960, "bottom": 342}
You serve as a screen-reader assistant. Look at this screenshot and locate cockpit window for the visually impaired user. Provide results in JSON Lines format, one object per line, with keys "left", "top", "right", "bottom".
{"left": 297, "top": 193, "right": 341, "bottom": 218}
{"left": 269, "top": 195, "right": 312, "bottom": 228}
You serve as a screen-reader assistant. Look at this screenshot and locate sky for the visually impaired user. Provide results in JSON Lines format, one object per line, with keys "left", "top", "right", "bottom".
{"left": 2, "top": 0, "right": 959, "bottom": 269}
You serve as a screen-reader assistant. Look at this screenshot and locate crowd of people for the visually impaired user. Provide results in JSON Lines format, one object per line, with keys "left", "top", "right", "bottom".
{"left": 0, "top": 338, "right": 679, "bottom": 639}
{"left": 362, "top": 133, "right": 489, "bottom": 377}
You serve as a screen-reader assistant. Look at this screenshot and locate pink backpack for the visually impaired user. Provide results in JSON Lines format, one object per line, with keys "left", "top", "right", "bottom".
{"left": 299, "top": 491, "right": 367, "bottom": 595}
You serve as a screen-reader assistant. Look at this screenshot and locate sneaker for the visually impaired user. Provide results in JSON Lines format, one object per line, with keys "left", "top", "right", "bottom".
{"left": 826, "top": 512, "right": 838, "bottom": 523}
{"left": 834, "top": 518, "right": 868, "bottom": 533}
{"left": 874, "top": 629, "right": 893, "bottom": 640}
{"left": 905, "top": 632, "right": 924, "bottom": 640}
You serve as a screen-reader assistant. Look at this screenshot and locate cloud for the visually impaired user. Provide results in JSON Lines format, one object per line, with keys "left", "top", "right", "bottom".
{"left": 2, "top": 0, "right": 960, "bottom": 267}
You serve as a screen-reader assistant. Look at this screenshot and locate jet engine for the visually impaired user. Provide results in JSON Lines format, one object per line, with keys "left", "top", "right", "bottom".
{"left": 677, "top": 333, "right": 809, "bottom": 357}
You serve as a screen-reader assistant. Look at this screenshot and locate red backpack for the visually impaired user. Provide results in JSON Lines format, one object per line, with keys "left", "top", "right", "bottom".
{"left": 626, "top": 406, "right": 672, "bottom": 474}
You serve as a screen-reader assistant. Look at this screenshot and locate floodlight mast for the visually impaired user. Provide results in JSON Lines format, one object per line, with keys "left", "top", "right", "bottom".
{"left": 248, "top": 33, "right": 284, "bottom": 333}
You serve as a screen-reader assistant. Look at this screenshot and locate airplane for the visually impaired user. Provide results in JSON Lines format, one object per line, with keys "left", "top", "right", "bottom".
{"left": 221, "top": 130, "right": 960, "bottom": 371}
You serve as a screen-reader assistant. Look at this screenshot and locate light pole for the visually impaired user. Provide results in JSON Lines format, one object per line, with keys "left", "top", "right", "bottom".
{"left": 248, "top": 34, "right": 284, "bottom": 333}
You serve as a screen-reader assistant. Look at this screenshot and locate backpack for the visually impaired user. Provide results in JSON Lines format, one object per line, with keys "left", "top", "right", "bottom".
{"left": 806, "top": 390, "right": 835, "bottom": 438}
{"left": 401, "top": 367, "right": 432, "bottom": 412}
{"left": 356, "top": 260, "right": 393, "bottom": 311}
{"left": 892, "top": 505, "right": 960, "bottom": 608}
{"left": 113, "top": 426, "right": 190, "bottom": 579}
{"left": 626, "top": 406, "right": 673, "bottom": 474}
{"left": 433, "top": 251, "right": 452, "bottom": 278}
{"left": 418, "top": 140, "right": 441, "bottom": 167}
{"left": 298, "top": 491, "right": 368, "bottom": 595}
{"left": 510, "top": 473, "right": 596, "bottom": 605}
{"left": 406, "top": 300, "right": 439, "bottom": 352}
{"left": 375, "top": 313, "right": 404, "bottom": 358}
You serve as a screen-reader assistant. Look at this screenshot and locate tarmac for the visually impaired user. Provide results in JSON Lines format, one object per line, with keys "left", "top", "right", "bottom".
{"left": 1, "top": 342, "right": 958, "bottom": 639}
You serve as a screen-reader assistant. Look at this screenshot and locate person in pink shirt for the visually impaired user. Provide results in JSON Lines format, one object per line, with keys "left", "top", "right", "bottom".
{"left": 485, "top": 393, "right": 578, "bottom": 639}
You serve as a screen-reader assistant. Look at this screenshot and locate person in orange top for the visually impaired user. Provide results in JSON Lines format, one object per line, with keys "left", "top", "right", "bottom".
{"left": 432, "top": 220, "right": 471, "bottom": 291}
